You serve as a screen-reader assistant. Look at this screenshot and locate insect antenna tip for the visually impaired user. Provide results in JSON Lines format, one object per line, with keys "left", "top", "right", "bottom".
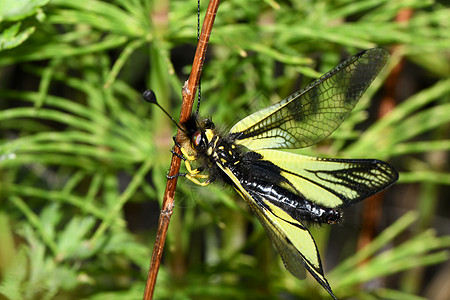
{"left": 142, "top": 89, "right": 187, "bottom": 134}
{"left": 142, "top": 89, "right": 158, "bottom": 104}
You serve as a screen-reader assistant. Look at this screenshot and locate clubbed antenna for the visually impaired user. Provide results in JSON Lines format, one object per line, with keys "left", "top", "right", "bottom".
{"left": 142, "top": 90, "right": 187, "bottom": 133}
{"left": 142, "top": 89, "right": 158, "bottom": 104}
{"left": 196, "top": 0, "right": 201, "bottom": 116}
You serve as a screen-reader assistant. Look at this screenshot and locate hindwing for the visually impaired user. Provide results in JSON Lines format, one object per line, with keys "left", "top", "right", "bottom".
{"left": 230, "top": 48, "right": 389, "bottom": 150}
{"left": 254, "top": 149, "right": 399, "bottom": 208}
{"left": 215, "top": 148, "right": 397, "bottom": 299}
{"left": 217, "top": 164, "right": 336, "bottom": 299}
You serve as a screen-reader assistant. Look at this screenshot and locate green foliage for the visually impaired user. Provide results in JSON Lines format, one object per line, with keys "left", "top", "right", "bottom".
{"left": 0, "top": 0, "right": 449, "bottom": 299}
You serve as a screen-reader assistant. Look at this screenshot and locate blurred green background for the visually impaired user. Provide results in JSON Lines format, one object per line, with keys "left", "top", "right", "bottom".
{"left": 0, "top": 0, "right": 449, "bottom": 299}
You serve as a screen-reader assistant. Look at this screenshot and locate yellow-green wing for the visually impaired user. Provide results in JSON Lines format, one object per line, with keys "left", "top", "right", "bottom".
{"left": 217, "top": 164, "right": 337, "bottom": 299}
{"left": 229, "top": 48, "right": 389, "bottom": 150}
{"left": 255, "top": 149, "right": 399, "bottom": 208}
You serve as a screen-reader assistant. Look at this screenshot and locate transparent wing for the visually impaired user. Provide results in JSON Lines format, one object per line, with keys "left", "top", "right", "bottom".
{"left": 230, "top": 48, "right": 389, "bottom": 150}
{"left": 255, "top": 149, "right": 399, "bottom": 208}
{"left": 218, "top": 165, "right": 337, "bottom": 299}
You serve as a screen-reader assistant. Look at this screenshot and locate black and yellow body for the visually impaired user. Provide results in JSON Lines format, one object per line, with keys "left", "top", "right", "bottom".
{"left": 148, "top": 48, "right": 399, "bottom": 299}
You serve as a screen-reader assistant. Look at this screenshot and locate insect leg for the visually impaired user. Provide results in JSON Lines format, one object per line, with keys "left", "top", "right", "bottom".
{"left": 166, "top": 168, "right": 210, "bottom": 186}
{"left": 184, "top": 160, "right": 210, "bottom": 186}
{"left": 172, "top": 136, "right": 182, "bottom": 149}
{"left": 185, "top": 175, "right": 211, "bottom": 186}
{"left": 168, "top": 139, "right": 211, "bottom": 186}
{"left": 184, "top": 160, "right": 206, "bottom": 176}
{"left": 170, "top": 136, "right": 202, "bottom": 176}
{"left": 167, "top": 172, "right": 187, "bottom": 179}
{"left": 170, "top": 149, "right": 186, "bottom": 160}
{"left": 180, "top": 147, "right": 196, "bottom": 162}
{"left": 171, "top": 136, "right": 196, "bottom": 161}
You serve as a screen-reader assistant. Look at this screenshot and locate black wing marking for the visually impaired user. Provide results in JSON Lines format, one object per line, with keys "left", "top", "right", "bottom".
{"left": 217, "top": 164, "right": 337, "bottom": 299}
{"left": 229, "top": 48, "right": 389, "bottom": 150}
{"left": 238, "top": 183, "right": 337, "bottom": 299}
{"left": 255, "top": 149, "right": 399, "bottom": 208}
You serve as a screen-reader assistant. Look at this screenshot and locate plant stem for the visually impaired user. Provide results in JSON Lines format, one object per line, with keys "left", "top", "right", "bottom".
{"left": 143, "top": 1, "right": 221, "bottom": 299}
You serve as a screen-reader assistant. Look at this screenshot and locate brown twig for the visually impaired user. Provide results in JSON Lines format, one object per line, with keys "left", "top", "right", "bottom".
{"left": 143, "top": 1, "right": 221, "bottom": 299}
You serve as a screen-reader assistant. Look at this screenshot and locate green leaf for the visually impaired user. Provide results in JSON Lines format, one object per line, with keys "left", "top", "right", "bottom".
{"left": 0, "top": 0, "right": 49, "bottom": 21}
{"left": 0, "top": 23, "right": 35, "bottom": 50}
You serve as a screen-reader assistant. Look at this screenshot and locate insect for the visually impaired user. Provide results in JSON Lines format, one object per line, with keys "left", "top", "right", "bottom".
{"left": 144, "top": 48, "right": 399, "bottom": 299}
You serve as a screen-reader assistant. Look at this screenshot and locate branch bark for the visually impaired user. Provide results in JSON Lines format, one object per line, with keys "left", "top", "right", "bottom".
{"left": 143, "top": 1, "right": 221, "bottom": 299}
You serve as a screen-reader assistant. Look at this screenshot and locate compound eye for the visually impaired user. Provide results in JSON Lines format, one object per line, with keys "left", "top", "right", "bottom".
{"left": 192, "top": 130, "right": 203, "bottom": 147}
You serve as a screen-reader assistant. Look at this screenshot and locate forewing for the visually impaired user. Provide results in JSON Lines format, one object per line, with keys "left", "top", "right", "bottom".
{"left": 256, "top": 149, "right": 399, "bottom": 208}
{"left": 217, "top": 165, "right": 336, "bottom": 299}
{"left": 230, "top": 48, "right": 389, "bottom": 150}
